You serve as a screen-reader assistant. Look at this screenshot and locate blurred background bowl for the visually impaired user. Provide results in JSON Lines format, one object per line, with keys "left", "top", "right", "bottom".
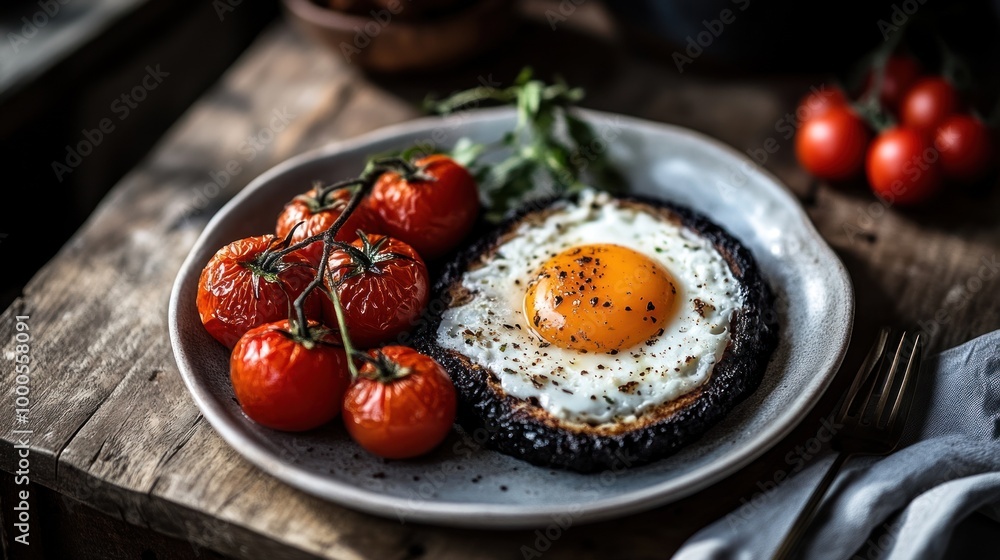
{"left": 282, "top": 0, "right": 516, "bottom": 73}
{"left": 603, "top": 0, "right": 894, "bottom": 73}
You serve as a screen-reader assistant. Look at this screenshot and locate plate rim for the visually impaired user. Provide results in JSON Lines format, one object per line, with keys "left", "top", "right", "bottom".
{"left": 168, "top": 106, "right": 854, "bottom": 527}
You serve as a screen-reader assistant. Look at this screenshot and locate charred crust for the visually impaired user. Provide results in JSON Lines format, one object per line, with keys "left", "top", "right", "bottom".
{"left": 414, "top": 194, "right": 779, "bottom": 473}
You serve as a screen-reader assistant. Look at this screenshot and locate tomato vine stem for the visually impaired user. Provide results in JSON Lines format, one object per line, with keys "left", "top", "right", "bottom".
{"left": 282, "top": 157, "right": 426, "bottom": 369}
{"left": 354, "top": 351, "right": 412, "bottom": 383}
{"left": 262, "top": 158, "right": 417, "bottom": 270}
{"left": 325, "top": 277, "right": 361, "bottom": 381}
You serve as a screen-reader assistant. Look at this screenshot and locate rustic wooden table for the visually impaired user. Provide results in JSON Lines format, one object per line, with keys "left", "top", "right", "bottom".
{"left": 4, "top": 4, "right": 1000, "bottom": 559}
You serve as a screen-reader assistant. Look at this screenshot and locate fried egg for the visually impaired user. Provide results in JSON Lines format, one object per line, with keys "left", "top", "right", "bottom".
{"left": 435, "top": 189, "right": 745, "bottom": 425}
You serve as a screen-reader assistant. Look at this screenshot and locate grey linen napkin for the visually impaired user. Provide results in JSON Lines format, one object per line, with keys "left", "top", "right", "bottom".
{"left": 674, "top": 329, "right": 1000, "bottom": 559}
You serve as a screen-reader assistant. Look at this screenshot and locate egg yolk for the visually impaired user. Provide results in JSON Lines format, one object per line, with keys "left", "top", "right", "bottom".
{"left": 523, "top": 244, "right": 678, "bottom": 352}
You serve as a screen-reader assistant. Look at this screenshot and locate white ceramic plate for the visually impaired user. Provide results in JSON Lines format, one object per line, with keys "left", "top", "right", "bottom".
{"left": 168, "top": 107, "right": 853, "bottom": 528}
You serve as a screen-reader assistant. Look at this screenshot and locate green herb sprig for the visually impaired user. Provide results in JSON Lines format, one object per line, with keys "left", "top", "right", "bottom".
{"left": 424, "top": 68, "right": 626, "bottom": 221}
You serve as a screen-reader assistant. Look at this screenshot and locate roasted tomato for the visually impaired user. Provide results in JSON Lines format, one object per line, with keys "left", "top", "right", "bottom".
{"left": 230, "top": 320, "right": 351, "bottom": 431}
{"left": 275, "top": 185, "right": 381, "bottom": 264}
{"left": 321, "top": 233, "right": 429, "bottom": 348}
{"left": 343, "top": 346, "right": 457, "bottom": 459}
{"left": 197, "top": 235, "right": 322, "bottom": 348}
{"left": 866, "top": 127, "right": 943, "bottom": 205}
{"left": 366, "top": 154, "right": 480, "bottom": 259}
{"left": 795, "top": 106, "right": 871, "bottom": 180}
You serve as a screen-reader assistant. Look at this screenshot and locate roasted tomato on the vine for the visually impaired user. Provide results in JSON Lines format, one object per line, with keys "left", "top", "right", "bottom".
{"left": 343, "top": 346, "right": 457, "bottom": 459}
{"left": 795, "top": 106, "right": 870, "bottom": 181}
{"left": 197, "top": 235, "right": 322, "bottom": 348}
{"left": 366, "top": 154, "right": 480, "bottom": 259}
{"left": 230, "top": 320, "right": 351, "bottom": 431}
{"left": 866, "top": 127, "right": 942, "bottom": 205}
{"left": 276, "top": 185, "right": 381, "bottom": 264}
{"left": 321, "top": 233, "right": 429, "bottom": 348}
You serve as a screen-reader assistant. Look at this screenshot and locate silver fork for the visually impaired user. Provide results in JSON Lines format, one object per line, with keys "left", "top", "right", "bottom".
{"left": 773, "top": 328, "right": 924, "bottom": 560}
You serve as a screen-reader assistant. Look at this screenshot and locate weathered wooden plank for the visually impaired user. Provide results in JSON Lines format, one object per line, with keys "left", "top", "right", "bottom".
{"left": 0, "top": 0, "right": 148, "bottom": 100}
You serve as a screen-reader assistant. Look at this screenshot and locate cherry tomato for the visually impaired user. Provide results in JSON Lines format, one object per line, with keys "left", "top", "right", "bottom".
{"left": 865, "top": 55, "right": 922, "bottom": 112}
{"left": 321, "top": 233, "right": 429, "bottom": 348}
{"left": 230, "top": 320, "right": 351, "bottom": 431}
{"left": 795, "top": 106, "right": 871, "bottom": 180}
{"left": 276, "top": 186, "right": 381, "bottom": 264}
{"left": 900, "top": 77, "right": 960, "bottom": 132}
{"left": 798, "top": 86, "right": 848, "bottom": 122}
{"left": 197, "top": 235, "right": 322, "bottom": 348}
{"left": 866, "top": 127, "right": 943, "bottom": 205}
{"left": 366, "top": 155, "right": 480, "bottom": 259}
{"left": 343, "top": 346, "right": 457, "bottom": 459}
{"left": 934, "top": 114, "right": 993, "bottom": 182}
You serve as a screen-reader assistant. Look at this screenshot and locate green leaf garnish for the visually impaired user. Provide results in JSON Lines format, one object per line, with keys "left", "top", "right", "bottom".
{"left": 424, "top": 68, "right": 626, "bottom": 221}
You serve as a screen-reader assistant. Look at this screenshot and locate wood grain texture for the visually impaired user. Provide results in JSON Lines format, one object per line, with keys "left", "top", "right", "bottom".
{"left": 2, "top": 2, "right": 1000, "bottom": 559}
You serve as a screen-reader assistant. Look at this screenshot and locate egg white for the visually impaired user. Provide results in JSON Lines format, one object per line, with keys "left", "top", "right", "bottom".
{"left": 435, "top": 190, "right": 745, "bottom": 425}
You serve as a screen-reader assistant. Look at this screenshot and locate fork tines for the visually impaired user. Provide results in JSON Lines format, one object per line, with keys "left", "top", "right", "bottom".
{"left": 839, "top": 328, "right": 923, "bottom": 439}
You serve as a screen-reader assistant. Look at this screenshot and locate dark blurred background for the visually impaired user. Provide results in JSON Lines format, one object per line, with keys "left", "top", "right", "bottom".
{"left": 1, "top": 0, "right": 999, "bottom": 311}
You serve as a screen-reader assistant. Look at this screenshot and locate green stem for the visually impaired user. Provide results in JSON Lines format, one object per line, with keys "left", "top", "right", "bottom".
{"left": 326, "top": 280, "right": 360, "bottom": 381}
{"left": 288, "top": 184, "right": 368, "bottom": 339}
{"left": 985, "top": 96, "right": 1000, "bottom": 128}
{"left": 316, "top": 177, "right": 366, "bottom": 207}
{"left": 425, "top": 87, "right": 516, "bottom": 115}
{"left": 364, "top": 156, "right": 428, "bottom": 182}
{"left": 262, "top": 175, "right": 376, "bottom": 269}
{"left": 281, "top": 157, "right": 422, "bottom": 367}
{"left": 932, "top": 31, "right": 972, "bottom": 92}
{"left": 854, "top": 16, "right": 910, "bottom": 130}
{"left": 281, "top": 167, "right": 382, "bottom": 336}
{"left": 291, "top": 234, "right": 331, "bottom": 339}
